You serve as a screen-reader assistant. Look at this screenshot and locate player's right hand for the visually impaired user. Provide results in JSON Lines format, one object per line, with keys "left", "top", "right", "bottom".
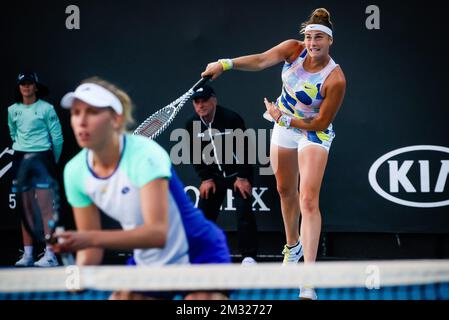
{"left": 201, "top": 62, "right": 224, "bottom": 80}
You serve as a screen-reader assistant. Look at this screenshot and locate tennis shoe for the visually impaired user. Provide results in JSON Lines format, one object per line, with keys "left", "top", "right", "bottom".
{"left": 299, "top": 286, "right": 318, "bottom": 300}
{"left": 282, "top": 240, "right": 303, "bottom": 265}
{"left": 34, "top": 250, "right": 59, "bottom": 267}
{"left": 241, "top": 257, "right": 257, "bottom": 265}
{"left": 14, "top": 252, "right": 34, "bottom": 267}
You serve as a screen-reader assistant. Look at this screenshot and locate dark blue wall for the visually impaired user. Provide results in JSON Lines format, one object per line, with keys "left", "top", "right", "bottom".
{"left": 1, "top": 0, "right": 448, "bottom": 236}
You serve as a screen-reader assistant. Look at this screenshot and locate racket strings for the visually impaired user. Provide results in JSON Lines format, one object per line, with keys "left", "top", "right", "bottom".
{"left": 133, "top": 76, "right": 210, "bottom": 140}
{"left": 134, "top": 90, "right": 195, "bottom": 139}
{"left": 136, "top": 109, "right": 172, "bottom": 137}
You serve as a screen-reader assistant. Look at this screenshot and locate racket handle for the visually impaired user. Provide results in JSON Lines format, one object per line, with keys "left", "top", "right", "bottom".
{"left": 55, "top": 226, "right": 76, "bottom": 266}
{"left": 192, "top": 76, "right": 212, "bottom": 91}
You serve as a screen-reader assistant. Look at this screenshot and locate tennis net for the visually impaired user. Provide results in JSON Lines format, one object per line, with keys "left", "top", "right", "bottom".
{"left": 1, "top": 260, "right": 448, "bottom": 300}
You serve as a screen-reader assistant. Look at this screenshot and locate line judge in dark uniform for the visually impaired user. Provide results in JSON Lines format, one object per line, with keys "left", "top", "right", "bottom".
{"left": 185, "top": 85, "right": 258, "bottom": 264}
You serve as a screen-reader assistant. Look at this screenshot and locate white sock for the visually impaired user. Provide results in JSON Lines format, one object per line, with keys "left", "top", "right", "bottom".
{"left": 24, "top": 246, "right": 33, "bottom": 256}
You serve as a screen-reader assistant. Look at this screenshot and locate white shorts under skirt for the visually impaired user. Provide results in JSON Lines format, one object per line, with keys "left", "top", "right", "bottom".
{"left": 270, "top": 123, "right": 335, "bottom": 152}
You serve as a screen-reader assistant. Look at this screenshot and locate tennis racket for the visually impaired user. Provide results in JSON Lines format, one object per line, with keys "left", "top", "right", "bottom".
{"left": 16, "top": 153, "right": 75, "bottom": 266}
{"left": 133, "top": 76, "right": 212, "bottom": 139}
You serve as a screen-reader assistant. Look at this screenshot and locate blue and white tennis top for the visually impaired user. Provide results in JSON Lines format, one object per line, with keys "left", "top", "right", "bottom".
{"left": 276, "top": 48, "right": 338, "bottom": 144}
{"left": 64, "top": 134, "right": 230, "bottom": 266}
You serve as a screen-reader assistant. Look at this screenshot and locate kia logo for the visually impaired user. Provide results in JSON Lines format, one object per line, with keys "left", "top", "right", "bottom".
{"left": 368, "top": 145, "right": 449, "bottom": 208}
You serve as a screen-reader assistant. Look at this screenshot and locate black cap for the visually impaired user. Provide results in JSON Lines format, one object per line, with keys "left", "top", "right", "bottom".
{"left": 15, "top": 71, "right": 49, "bottom": 98}
{"left": 17, "top": 72, "right": 39, "bottom": 85}
{"left": 191, "top": 84, "right": 216, "bottom": 100}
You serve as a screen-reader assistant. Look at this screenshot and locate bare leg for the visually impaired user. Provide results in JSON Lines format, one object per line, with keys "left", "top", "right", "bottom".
{"left": 21, "top": 191, "right": 34, "bottom": 246}
{"left": 270, "top": 144, "right": 300, "bottom": 246}
{"left": 21, "top": 223, "right": 33, "bottom": 246}
{"left": 298, "top": 146, "right": 328, "bottom": 264}
{"left": 35, "top": 189, "right": 55, "bottom": 237}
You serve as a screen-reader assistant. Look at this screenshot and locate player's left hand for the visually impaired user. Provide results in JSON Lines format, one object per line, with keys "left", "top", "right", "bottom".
{"left": 52, "top": 231, "right": 94, "bottom": 253}
{"left": 264, "top": 98, "right": 282, "bottom": 122}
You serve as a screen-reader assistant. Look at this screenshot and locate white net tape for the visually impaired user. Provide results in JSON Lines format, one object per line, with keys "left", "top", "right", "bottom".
{"left": 1, "top": 260, "right": 448, "bottom": 292}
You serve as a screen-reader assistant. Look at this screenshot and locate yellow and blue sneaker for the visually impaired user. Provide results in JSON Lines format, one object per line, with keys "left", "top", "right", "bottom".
{"left": 282, "top": 240, "right": 303, "bottom": 265}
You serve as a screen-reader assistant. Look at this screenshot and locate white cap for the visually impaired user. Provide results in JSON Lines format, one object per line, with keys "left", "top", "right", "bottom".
{"left": 61, "top": 83, "right": 123, "bottom": 115}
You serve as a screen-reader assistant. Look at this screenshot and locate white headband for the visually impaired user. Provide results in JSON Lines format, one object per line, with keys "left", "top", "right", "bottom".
{"left": 304, "top": 24, "right": 333, "bottom": 38}
{"left": 61, "top": 83, "right": 123, "bottom": 115}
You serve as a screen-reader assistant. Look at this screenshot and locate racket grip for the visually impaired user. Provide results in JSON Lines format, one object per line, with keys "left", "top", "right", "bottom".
{"left": 55, "top": 226, "right": 76, "bottom": 266}
{"left": 192, "top": 76, "right": 212, "bottom": 91}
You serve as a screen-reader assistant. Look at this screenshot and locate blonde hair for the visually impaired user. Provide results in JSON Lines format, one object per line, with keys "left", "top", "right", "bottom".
{"left": 81, "top": 76, "right": 135, "bottom": 132}
{"left": 300, "top": 8, "right": 333, "bottom": 35}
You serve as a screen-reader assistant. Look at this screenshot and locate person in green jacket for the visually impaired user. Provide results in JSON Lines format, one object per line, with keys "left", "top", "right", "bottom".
{"left": 8, "top": 71, "right": 64, "bottom": 267}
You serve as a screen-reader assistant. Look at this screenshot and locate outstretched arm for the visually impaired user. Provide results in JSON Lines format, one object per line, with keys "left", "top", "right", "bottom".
{"left": 202, "top": 39, "right": 304, "bottom": 80}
